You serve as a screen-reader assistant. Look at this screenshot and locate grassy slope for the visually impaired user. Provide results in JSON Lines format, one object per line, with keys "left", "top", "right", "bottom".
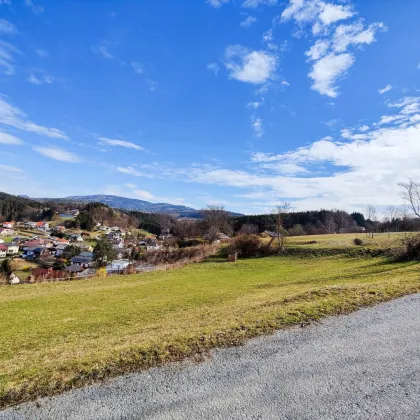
{"left": 1, "top": 247, "right": 420, "bottom": 406}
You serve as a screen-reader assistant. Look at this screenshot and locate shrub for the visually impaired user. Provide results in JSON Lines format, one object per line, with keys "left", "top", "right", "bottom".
{"left": 396, "top": 235, "right": 420, "bottom": 261}
{"left": 228, "top": 235, "right": 262, "bottom": 258}
{"left": 141, "top": 244, "right": 218, "bottom": 265}
{"left": 177, "top": 239, "right": 205, "bottom": 248}
{"left": 354, "top": 238, "right": 363, "bottom": 246}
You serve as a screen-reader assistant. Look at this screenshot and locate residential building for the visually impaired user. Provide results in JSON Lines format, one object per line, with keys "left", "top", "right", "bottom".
{"left": 0, "top": 244, "right": 7, "bottom": 258}
{"left": 4, "top": 243, "right": 19, "bottom": 256}
{"left": 106, "top": 259, "right": 131, "bottom": 273}
{"left": 2, "top": 222, "right": 14, "bottom": 229}
{"left": 0, "top": 228, "right": 15, "bottom": 236}
{"left": 70, "top": 255, "right": 93, "bottom": 268}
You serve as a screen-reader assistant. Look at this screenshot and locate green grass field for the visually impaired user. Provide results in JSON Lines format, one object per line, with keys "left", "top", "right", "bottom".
{"left": 1, "top": 236, "right": 420, "bottom": 407}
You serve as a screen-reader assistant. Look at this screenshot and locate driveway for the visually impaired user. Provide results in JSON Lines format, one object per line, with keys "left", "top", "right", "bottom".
{"left": 3, "top": 294, "right": 420, "bottom": 419}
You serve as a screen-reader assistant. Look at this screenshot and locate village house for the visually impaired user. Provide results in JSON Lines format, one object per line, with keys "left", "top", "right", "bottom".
{"left": 106, "top": 259, "right": 131, "bottom": 273}
{"left": 2, "top": 221, "right": 14, "bottom": 229}
{"left": 35, "top": 221, "right": 50, "bottom": 231}
{"left": 4, "top": 243, "right": 19, "bottom": 256}
{"left": 0, "top": 228, "right": 15, "bottom": 236}
{"left": 69, "top": 233, "right": 84, "bottom": 242}
{"left": 54, "top": 243, "right": 68, "bottom": 257}
{"left": 53, "top": 238, "right": 70, "bottom": 246}
{"left": 0, "top": 244, "right": 7, "bottom": 258}
{"left": 70, "top": 255, "right": 93, "bottom": 268}
{"left": 22, "top": 246, "right": 48, "bottom": 260}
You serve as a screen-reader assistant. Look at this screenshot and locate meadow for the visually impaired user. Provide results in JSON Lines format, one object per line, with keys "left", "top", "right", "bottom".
{"left": 1, "top": 232, "right": 419, "bottom": 407}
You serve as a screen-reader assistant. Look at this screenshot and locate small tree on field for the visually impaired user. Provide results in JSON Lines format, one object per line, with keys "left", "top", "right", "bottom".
{"left": 0, "top": 258, "right": 12, "bottom": 280}
{"left": 365, "top": 205, "right": 377, "bottom": 238}
{"left": 271, "top": 202, "right": 290, "bottom": 252}
{"left": 93, "top": 238, "right": 116, "bottom": 267}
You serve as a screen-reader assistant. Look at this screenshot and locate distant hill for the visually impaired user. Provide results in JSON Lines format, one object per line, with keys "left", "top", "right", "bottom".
{"left": 38, "top": 195, "right": 207, "bottom": 218}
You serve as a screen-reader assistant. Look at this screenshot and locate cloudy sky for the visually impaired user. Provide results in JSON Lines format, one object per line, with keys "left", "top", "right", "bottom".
{"left": 0, "top": 0, "right": 419, "bottom": 215}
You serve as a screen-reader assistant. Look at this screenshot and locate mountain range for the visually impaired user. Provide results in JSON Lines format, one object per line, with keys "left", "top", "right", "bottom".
{"left": 37, "top": 195, "right": 215, "bottom": 218}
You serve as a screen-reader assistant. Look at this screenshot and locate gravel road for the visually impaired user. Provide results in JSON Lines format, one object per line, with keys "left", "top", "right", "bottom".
{"left": 3, "top": 294, "right": 420, "bottom": 420}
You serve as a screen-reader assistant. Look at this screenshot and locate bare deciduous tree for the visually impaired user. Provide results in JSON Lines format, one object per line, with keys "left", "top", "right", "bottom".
{"left": 399, "top": 178, "right": 420, "bottom": 218}
{"left": 365, "top": 205, "right": 377, "bottom": 238}
{"left": 201, "top": 205, "right": 232, "bottom": 242}
{"left": 271, "top": 202, "right": 291, "bottom": 252}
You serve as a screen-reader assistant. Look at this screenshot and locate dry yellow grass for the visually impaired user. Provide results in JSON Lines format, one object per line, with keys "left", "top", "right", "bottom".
{"left": 1, "top": 251, "right": 419, "bottom": 407}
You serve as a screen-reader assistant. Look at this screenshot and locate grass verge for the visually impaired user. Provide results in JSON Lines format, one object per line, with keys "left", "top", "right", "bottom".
{"left": 1, "top": 254, "right": 419, "bottom": 408}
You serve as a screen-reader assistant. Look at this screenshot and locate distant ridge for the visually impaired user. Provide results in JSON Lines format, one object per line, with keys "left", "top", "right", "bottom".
{"left": 37, "top": 194, "right": 242, "bottom": 218}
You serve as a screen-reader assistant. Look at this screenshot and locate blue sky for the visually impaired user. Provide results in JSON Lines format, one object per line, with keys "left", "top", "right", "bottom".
{"left": 1, "top": 0, "right": 420, "bottom": 215}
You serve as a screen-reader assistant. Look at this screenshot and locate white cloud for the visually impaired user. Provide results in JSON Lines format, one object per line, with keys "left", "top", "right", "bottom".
{"left": 146, "top": 79, "right": 158, "bottom": 92}
{"left": 281, "top": 1, "right": 385, "bottom": 97}
{"left": 207, "top": 0, "right": 230, "bottom": 7}
{"left": 117, "top": 166, "right": 143, "bottom": 176}
{"left": 308, "top": 52, "right": 354, "bottom": 97}
{"left": 332, "top": 21, "right": 384, "bottom": 53}
{"left": 131, "top": 61, "right": 144, "bottom": 74}
{"left": 24, "top": 0, "right": 43, "bottom": 14}
{"left": 0, "top": 19, "right": 17, "bottom": 34}
{"left": 224, "top": 45, "right": 277, "bottom": 84}
{"left": 0, "top": 96, "right": 68, "bottom": 139}
{"left": 251, "top": 116, "right": 264, "bottom": 137}
{"left": 98, "top": 137, "right": 144, "bottom": 151}
{"left": 92, "top": 44, "right": 114, "bottom": 59}
{"left": 318, "top": 2, "right": 355, "bottom": 26}
{"left": 0, "top": 164, "right": 23, "bottom": 173}
{"left": 305, "top": 39, "right": 329, "bottom": 61}
{"left": 240, "top": 16, "right": 257, "bottom": 28}
{"left": 34, "top": 146, "right": 80, "bottom": 163}
{"left": 27, "top": 72, "right": 54, "bottom": 85}
{"left": 242, "top": 0, "right": 276, "bottom": 8}
{"left": 166, "top": 94, "right": 420, "bottom": 212}
{"left": 0, "top": 132, "right": 22, "bottom": 145}
{"left": 132, "top": 189, "right": 154, "bottom": 200}
{"left": 358, "top": 125, "right": 370, "bottom": 132}
{"left": 125, "top": 183, "right": 136, "bottom": 189}
{"left": 207, "top": 62, "right": 220, "bottom": 75}
{"left": 378, "top": 84, "right": 393, "bottom": 95}
{"left": 0, "top": 40, "right": 21, "bottom": 75}
{"left": 35, "top": 49, "right": 49, "bottom": 58}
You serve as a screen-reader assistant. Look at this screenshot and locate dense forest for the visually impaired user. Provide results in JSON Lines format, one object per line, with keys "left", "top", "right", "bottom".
{"left": 1, "top": 191, "right": 419, "bottom": 236}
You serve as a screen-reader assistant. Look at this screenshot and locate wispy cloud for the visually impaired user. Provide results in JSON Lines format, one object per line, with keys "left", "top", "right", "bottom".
{"left": 240, "top": 16, "right": 257, "bottom": 28}
{"left": 92, "top": 43, "right": 114, "bottom": 59}
{"left": 207, "top": 0, "right": 230, "bottom": 8}
{"left": 0, "top": 18, "right": 17, "bottom": 34}
{"left": 207, "top": 62, "right": 220, "bottom": 75}
{"left": 0, "top": 163, "right": 23, "bottom": 173}
{"left": 98, "top": 136, "right": 144, "bottom": 151}
{"left": 242, "top": 0, "right": 276, "bottom": 8}
{"left": 0, "top": 40, "right": 21, "bottom": 75}
{"left": 35, "top": 49, "right": 49, "bottom": 58}
{"left": 33, "top": 146, "right": 80, "bottom": 162}
{"left": 0, "top": 131, "right": 22, "bottom": 145}
{"left": 24, "top": 0, "right": 43, "bottom": 14}
{"left": 117, "top": 166, "right": 143, "bottom": 176}
{"left": 130, "top": 61, "right": 144, "bottom": 74}
{"left": 27, "top": 72, "right": 54, "bottom": 85}
{"left": 0, "top": 96, "right": 68, "bottom": 139}
{"left": 378, "top": 84, "right": 393, "bottom": 94}
{"left": 224, "top": 45, "right": 277, "bottom": 84}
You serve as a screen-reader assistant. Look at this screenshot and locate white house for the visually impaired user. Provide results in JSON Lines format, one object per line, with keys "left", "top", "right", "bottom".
{"left": 5, "top": 243, "right": 19, "bottom": 255}
{"left": 0, "top": 228, "right": 15, "bottom": 236}
{"left": 0, "top": 244, "right": 7, "bottom": 258}
{"left": 106, "top": 259, "right": 131, "bottom": 273}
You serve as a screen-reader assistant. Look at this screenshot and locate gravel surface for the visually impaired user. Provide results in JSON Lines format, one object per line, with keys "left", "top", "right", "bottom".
{"left": 3, "top": 293, "right": 420, "bottom": 419}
